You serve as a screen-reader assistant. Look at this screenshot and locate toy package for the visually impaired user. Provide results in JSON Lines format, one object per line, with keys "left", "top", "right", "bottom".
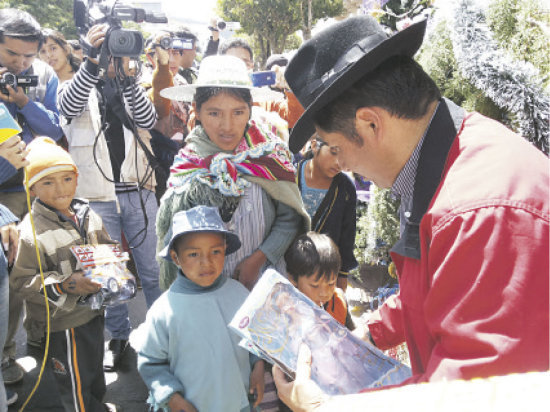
{"left": 71, "top": 244, "right": 137, "bottom": 309}
{"left": 230, "top": 269, "right": 411, "bottom": 395}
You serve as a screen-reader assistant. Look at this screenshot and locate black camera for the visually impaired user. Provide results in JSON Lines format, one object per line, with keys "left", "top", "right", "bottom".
{"left": 74, "top": 0, "right": 167, "bottom": 58}
{"left": 155, "top": 37, "right": 195, "bottom": 51}
{"left": 0, "top": 72, "right": 38, "bottom": 94}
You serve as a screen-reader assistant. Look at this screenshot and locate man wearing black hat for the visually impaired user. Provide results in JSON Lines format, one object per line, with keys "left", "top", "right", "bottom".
{"left": 273, "top": 15, "right": 549, "bottom": 409}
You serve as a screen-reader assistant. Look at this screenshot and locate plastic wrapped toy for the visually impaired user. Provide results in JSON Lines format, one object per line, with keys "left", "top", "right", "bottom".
{"left": 71, "top": 244, "right": 137, "bottom": 309}
{"left": 230, "top": 269, "right": 411, "bottom": 395}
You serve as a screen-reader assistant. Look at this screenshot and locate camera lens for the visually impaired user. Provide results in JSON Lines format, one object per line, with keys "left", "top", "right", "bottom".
{"left": 107, "top": 29, "right": 144, "bottom": 58}
{"left": 217, "top": 20, "right": 226, "bottom": 30}
{"left": 3, "top": 73, "right": 16, "bottom": 87}
{"left": 159, "top": 37, "right": 172, "bottom": 50}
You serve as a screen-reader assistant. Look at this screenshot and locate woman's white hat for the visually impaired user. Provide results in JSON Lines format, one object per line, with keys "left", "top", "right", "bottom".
{"left": 160, "top": 55, "right": 281, "bottom": 102}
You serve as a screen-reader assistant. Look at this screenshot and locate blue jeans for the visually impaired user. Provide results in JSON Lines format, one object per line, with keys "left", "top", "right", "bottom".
{"left": 0, "top": 251, "right": 8, "bottom": 411}
{"left": 90, "top": 189, "right": 162, "bottom": 340}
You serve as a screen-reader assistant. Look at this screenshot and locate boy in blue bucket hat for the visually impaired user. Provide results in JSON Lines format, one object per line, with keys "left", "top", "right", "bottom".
{"left": 135, "top": 205, "right": 265, "bottom": 412}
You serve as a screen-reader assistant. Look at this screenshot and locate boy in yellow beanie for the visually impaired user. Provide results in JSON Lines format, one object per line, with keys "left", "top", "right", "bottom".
{"left": 10, "top": 137, "right": 114, "bottom": 411}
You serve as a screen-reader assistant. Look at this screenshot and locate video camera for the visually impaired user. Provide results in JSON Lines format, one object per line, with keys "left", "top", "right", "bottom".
{"left": 154, "top": 36, "right": 195, "bottom": 51}
{"left": 73, "top": 0, "right": 167, "bottom": 67}
{"left": 0, "top": 72, "right": 38, "bottom": 94}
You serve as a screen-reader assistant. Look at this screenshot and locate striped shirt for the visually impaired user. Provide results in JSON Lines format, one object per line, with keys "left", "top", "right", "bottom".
{"left": 392, "top": 102, "right": 440, "bottom": 235}
{"left": 58, "top": 60, "right": 156, "bottom": 129}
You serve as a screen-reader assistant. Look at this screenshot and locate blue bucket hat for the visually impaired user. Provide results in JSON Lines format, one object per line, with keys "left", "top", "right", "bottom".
{"left": 159, "top": 205, "right": 241, "bottom": 261}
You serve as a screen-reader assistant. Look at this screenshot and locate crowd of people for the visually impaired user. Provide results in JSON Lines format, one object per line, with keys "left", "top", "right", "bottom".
{"left": 0, "top": 6, "right": 548, "bottom": 412}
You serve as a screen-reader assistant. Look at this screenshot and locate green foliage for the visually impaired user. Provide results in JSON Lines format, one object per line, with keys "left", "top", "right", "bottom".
{"left": 487, "top": 0, "right": 550, "bottom": 88}
{"left": 417, "top": 19, "right": 506, "bottom": 120}
{"left": 217, "top": 0, "right": 342, "bottom": 62}
{"left": 217, "top": 0, "right": 301, "bottom": 63}
{"left": 355, "top": 186, "right": 400, "bottom": 266}
{"left": 1, "top": 0, "right": 77, "bottom": 39}
{"left": 378, "top": 0, "right": 431, "bottom": 31}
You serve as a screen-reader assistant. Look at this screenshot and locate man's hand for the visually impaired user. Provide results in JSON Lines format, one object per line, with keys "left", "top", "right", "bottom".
{"left": 85, "top": 24, "right": 108, "bottom": 64}
{"left": 233, "top": 249, "right": 267, "bottom": 290}
{"left": 0, "top": 135, "right": 29, "bottom": 169}
{"left": 0, "top": 68, "right": 29, "bottom": 108}
{"left": 0, "top": 222, "right": 19, "bottom": 266}
{"left": 273, "top": 345, "right": 330, "bottom": 412}
{"left": 208, "top": 18, "right": 220, "bottom": 41}
{"left": 61, "top": 271, "right": 101, "bottom": 295}
{"left": 249, "top": 359, "right": 265, "bottom": 407}
{"left": 272, "top": 64, "right": 290, "bottom": 90}
{"left": 167, "top": 392, "right": 198, "bottom": 412}
{"left": 153, "top": 32, "right": 170, "bottom": 66}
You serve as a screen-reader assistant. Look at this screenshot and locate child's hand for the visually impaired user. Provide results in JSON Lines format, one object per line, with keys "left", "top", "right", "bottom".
{"left": 0, "top": 222, "right": 19, "bottom": 266}
{"left": 249, "top": 360, "right": 265, "bottom": 407}
{"left": 61, "top": 271, "right": 102, "bottom": 296}
{"left": 167, "top": 392, "right": 198, "bottom": 412}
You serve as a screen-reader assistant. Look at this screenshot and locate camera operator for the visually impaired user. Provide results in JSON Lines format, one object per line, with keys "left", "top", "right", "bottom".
{"left": 0, "top": 9, "right": 63, "bottom": 215}
{"left": 145, "top": 29, "right": 198, "bottom": 199}
{"left": 58, "top": 23, "right": 162, "bottom": 372}
{"left": 0, "top": 8, "right": 63, "bottom": 390}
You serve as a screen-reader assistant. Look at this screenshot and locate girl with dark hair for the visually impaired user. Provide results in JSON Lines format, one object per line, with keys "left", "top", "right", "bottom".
{"left": 39, "top": 29, "right": 81, "bottom": 82}
{"left": 296, "top": 136, "right": 358, "bottom": 292}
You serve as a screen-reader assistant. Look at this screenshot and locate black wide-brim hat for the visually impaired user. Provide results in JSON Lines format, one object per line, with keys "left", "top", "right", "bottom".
{"left": 285, "top": 15, "right": 427, "bottom": 153}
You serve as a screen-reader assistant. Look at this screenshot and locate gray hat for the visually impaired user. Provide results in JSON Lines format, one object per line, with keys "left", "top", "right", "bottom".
{"left": 159, "top": 205, "right": 241, "bottom": 261}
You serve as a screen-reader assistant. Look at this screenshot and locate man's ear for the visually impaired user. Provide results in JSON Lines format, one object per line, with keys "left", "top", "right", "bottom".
{"left": 355, "top": 107, "right": 382, "bottom": 142}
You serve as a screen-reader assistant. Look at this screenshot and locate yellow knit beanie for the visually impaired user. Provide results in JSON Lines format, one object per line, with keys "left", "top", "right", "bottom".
{"left": 25, "top": 137, "right": 78, "bottom": 187}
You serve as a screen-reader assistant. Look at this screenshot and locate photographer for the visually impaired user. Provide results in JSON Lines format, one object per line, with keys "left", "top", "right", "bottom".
{"left": 0, "top": 8, "right": 63, "bottom": 390}
{"left": 58, "top": 23, "right": 162, "bottom": 372}
{"left": 146, "top": 29, "right": 198, "bottom": 199}
{"left": 0, "top": 9, "right": 63, "bottom": 215}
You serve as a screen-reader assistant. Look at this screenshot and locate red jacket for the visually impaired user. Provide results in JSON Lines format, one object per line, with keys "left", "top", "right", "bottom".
{"left": 368, "top": 103, "right": 549, "bottom": 384}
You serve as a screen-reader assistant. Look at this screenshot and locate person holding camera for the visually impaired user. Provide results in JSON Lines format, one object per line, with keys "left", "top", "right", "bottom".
{"left": 145, "top": 28, "right": 200, "bottom": 200}
{"left": 0, "top": 9, "right": 64, "bottom": 215}
{"left": 58, "top": 23, "right": 162, "bottom": 373}
{"left": 0, "top": 7, "right": 64, "bottom": 390}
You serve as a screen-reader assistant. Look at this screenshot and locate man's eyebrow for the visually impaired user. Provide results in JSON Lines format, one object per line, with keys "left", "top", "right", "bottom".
{"left": 6, "top": 48, "right": 37, "bottom": 58}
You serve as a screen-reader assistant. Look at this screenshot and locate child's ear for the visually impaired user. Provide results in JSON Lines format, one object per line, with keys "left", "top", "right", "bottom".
{"left": 288, "top": 276, "right": 298, "bottom": 287}
{"left": 169, "top": 249, "right": 179, "bottom": 266}
{"left": 29, "top": 185, "right": 36, "bottom": 197}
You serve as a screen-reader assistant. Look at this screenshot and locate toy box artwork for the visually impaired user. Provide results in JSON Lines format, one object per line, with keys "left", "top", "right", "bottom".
{"left": 71, "top": 244, "right": 137, "bottom": 309}
{"left": 230, "top": 269, "right": 411, "bottom": 396}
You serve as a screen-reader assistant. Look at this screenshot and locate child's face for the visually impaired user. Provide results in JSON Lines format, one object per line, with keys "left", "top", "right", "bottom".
{"left": 169, "top": 232, "right": 226, "bottom": 287}
{"left": 292, "top": 271, "right": 338, "bottom": 307}
{"left": 30, "top": 170, "right": 77, "bottom": 217}
{"left": 312, "top": 139, "right": 342, "bottom": 179}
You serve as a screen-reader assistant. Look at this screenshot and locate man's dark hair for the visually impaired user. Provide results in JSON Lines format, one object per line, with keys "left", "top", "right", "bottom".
{"left": 313, "top": 55, "right": 441, "bottom": 145}
{"left": 171, "top": 26, "right": 198, "bottom": 44}
{"left": 0, "top": 8, "right": 43, "bottom": 47}
{"left": 194, "top": 87, "right": 252, "bottom": 112}
{"left": 219, "top": 37, "right": 253, "bottom": 60}
{"left": 285, "top": 232, "right": 341, "bottom": 283}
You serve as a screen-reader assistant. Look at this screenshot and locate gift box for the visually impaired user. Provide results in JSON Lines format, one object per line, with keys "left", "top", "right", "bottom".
{"left": 71, "top": 244, "right": 137, "bottom": 309}
{"left": 230, "top": 269, "right": 411, "bottom": 395}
